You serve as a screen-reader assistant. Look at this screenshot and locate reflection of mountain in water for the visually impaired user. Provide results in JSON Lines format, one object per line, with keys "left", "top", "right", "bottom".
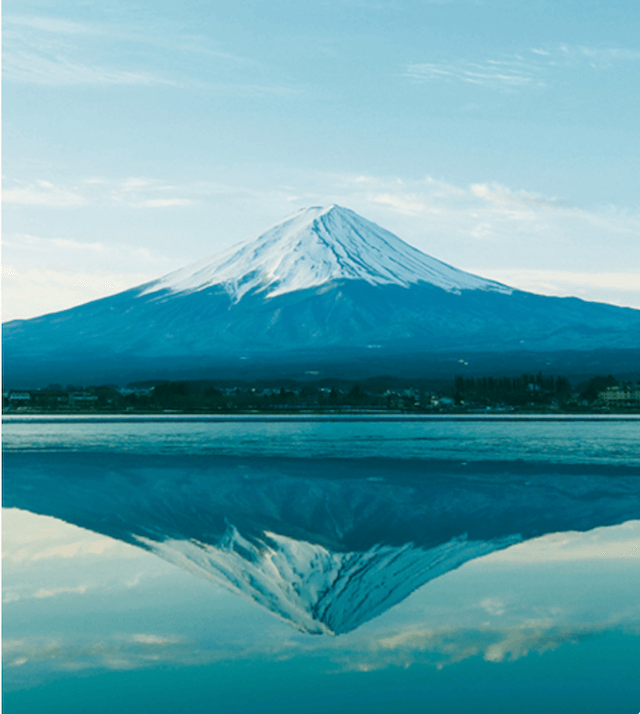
{"left": 136, "top": 527, "right": 510, "bottom": 635}
{"left": 3, "top": 453, "right": 639, "bottom": 634}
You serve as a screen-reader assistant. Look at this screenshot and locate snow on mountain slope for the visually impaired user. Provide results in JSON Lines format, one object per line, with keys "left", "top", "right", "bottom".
{"left": 135, "top": 525, "right": 520, "bottom": 635}
{"left": 142, "top": 205, "right": 511, "bottom": 302}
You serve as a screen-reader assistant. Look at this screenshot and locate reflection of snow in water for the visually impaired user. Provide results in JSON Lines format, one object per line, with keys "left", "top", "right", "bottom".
{"left": 136, "top": 527, "right": 518, "bottom": 634}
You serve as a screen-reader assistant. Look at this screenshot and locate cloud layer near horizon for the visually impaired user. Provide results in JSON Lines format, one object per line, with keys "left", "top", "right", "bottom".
{"left": 3, "top": 171, "right": 639, "bottom": 320}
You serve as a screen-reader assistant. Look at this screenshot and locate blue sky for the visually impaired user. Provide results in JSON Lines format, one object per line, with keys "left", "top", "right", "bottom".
{"left": 3, "top": 0, "right": 640, "bottom": 320}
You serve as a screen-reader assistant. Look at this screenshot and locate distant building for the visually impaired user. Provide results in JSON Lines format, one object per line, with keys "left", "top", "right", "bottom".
{"left": 599, "top": 386, "right": 640, "bottom": 405}
{"left": 69, "top": 392, "right": 98, "bottom": 405}
{"left": 118, "top": 387, "right": 153, "bottom": 396}
{"left": 431, "top": 396, "right": 454, "bottom": 407}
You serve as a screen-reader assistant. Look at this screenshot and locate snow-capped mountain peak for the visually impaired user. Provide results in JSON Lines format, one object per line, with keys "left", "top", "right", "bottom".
{"left": 143, "top": 205, "right": 511, "bottom": 302}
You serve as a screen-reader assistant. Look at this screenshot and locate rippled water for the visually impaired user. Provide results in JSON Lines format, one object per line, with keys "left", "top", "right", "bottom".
{"left": 3, "top": 416, "right": 640, "bottom": 714}
{"left": 4, "top": 414, "right": 640, "bottom": 464}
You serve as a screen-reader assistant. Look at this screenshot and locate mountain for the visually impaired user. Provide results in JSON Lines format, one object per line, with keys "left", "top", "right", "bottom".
{"left": 4, "top": 451, "right": 639, "bottom": 634}
{"left": 3, "top": 205, "right": 640, "bottom": 386}
{"left": 142, "top": 205, "right": 510, "bottom": 300}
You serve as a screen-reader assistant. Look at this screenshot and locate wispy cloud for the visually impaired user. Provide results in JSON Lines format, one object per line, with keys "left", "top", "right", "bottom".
{"left": 1, "top": 233, "right": 176, "bottom": 321}
{"left": 32, "top": 585, "right": 89, "bottom": 599}
{"left": 138, "top": 198, "right": 194, "bottom": 208}
{"left": 3, "top": 178, "right": 197, "bottom": 209}
{"left": 465, "top": 268, "right": 640, "bottom": 307}
{"left": 406, "top": 44, "right": 640, "bottom": 90}
{"left": 6, "top": 16, "right": 98, "bottom": 35}
{"left": 5, "top": 538, "right": 121, "bottom": 566}
{"left": 130, "top": 634, "right": 184, "bottom": 645}
{"left": 304, "top": 171, "right": 640, "bottom": 308}
{"left": 563, "top": 45, "right": 640, "bottom": 68}
{"left": 3, "top": 170, "right": 640, "bottom": 318}
{"left": 3, "top": 180, "right": 86, "bottom": 207}
{"left": 2, "top": 15, "right": 177, "bottom": 87}
{"left": 406, "top": 57, "right": 544, "bottom": 90}
{"left": 3, "top": 233, "right": 169, "bottom": 264}
{"left": 0, "top": 265, "right": 170, "bottom": 321}
{"left": 2, "top": 14, "right": 294, "bottom": 94}
{"left": 471, "top": 182, "right": 576, "bottom": 210}
{"left": 4, "top": 51, "right": 180, "bottom": 87}
{"left": 4, "top": 15, "right": 246, "bottom": 61}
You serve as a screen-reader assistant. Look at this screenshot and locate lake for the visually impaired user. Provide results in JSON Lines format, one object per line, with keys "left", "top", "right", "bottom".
{"left": 3, "top": 415, "right": 640, "bottom": 713}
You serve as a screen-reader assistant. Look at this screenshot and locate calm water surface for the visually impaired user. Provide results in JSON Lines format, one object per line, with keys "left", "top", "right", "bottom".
{"left": 3, "top": 416, "right": 640, "bottom": 713}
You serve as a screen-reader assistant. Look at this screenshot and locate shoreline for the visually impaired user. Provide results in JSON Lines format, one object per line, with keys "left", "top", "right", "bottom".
{"left": 4, "top": 410, "right": 640, "bottom": 422}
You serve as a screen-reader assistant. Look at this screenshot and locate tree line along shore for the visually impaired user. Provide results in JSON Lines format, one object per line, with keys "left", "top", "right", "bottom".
{"left": 3, "top": 374, "right": 640, "bottom": 414}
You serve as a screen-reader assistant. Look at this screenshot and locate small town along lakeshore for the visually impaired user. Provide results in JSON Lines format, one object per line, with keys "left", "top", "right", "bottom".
{"left": 4, "top": 374, "right": 640, "bottom": 416}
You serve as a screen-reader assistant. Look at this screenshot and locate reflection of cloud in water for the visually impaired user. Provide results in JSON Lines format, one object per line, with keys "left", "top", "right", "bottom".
{"left": 3, "top": 509, "right": 142, "bottom": 564}
{"left": 3, "top": 631, "right": 286, "bottom": 678}
{"left": 485, "top": 522, "right": 640, "bottom": 562}
{"left": 348, "top": 621, "right": 624, "bottom": 670}
{"left": 3, "top": 510, "right": 640, "bottom": 682}
{"left": 2, "top": 508, "right": 172, "bottom": 605}
{"left": 4, "top": 619, "right": 638, "bottom": 679}
{"left": 4, "top": 452, "right": 640, "bottom": 635}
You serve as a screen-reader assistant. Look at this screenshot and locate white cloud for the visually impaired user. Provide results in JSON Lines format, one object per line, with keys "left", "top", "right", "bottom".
{"left": 405, "top": 57, "right": 545, "bottom": 90}
{"left": 2, "top": 509, "right": 143, "bottom": 563}
{"left": 3, "top": 14, "right": 247, "bottom": 61}
{"left": 474, "top": 269, "right": 640, "bottom": 291}
{"left": 570, "top": 45, "right": 640, "bottom": 67}
{"left": 470, "top": 182, "right": 575, "bottom": 210}
{"left": 33, "top": 585, "right": 89, "bottom": 599}
{"left": 3, "top": 51, "right": 179, "bottom": 87}
{"left": 468, "top": 268, "right": 640, "bottom": 308}
{"left": 314, "top": 172, "right": 640, "bottom": 308}
{"left": 1, "top": 509, "right": 176, "bottom": 612}
{"left": 5, "top": 16, "right": 98, "bottom": 35}
{"left": 1, "top": 230, "right": 177, "bottom": 320}
{"left": 130, "top": 634, "right": 184, "bottom": 645}
{"left": 1, "top": 266, "right": 167, "bottom": 321}
{"left": 372, "top": 193, "right": 430, "bottom": 215}
{"left": 30, "top": 539, "right": 119, "bottom": 562}
{"left": 2, "top": 14, "right": 293, "bottom": 94}
{"left": 138, "top": 198, "right": 194, "bottom": 208}
{"left": 4, "top": 232, "right": 171, "bottom": 264}
{"left": 405, "top": 44, "right": 640, "bottom": 90}
{"left": 3, "top": 180, "right": 86, "bottom": 207}
{"left": 3, "top": 177, "right": 201, "bottom": 211}
{"left": 3, "top": 170, "right": 640, "bottom": 319}
{"left": 1, "top": 14, "right": 187, "bottom": 87}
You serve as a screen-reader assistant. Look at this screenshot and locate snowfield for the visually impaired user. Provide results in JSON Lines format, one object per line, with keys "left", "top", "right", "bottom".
{"left": 143, "top": 205, "right": 512, "bottom": 302}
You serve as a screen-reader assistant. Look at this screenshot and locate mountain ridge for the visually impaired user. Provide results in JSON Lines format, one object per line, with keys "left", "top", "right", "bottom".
{"left": 3, "top": 205, "right": 640, "bottom": 386}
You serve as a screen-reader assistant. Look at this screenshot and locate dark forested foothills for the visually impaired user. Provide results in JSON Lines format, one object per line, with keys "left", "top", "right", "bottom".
{"left": 4, "top": 374, "right": 640, "bottom": 414}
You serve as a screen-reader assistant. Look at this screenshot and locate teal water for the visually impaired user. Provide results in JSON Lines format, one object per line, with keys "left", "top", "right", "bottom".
{"left": 3, "top": 416, "right": 640, "bottom": 713}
